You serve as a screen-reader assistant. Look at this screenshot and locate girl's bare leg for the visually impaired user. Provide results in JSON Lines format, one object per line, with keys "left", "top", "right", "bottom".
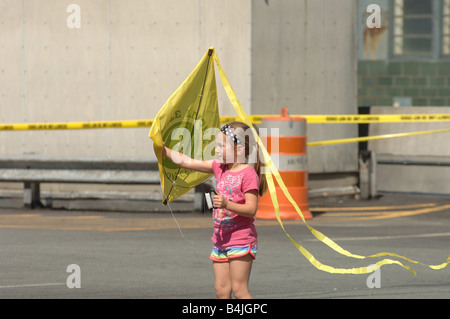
{"left": 213, "top": 261, "right": 232, "bottom": 299}
{"left": 229, "top": 254, "right": 253, "bottom": 299}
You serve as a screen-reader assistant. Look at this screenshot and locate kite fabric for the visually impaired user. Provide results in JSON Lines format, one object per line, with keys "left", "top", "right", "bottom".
{"left": 149, "top": 47, "right": 219, "bottom": 205}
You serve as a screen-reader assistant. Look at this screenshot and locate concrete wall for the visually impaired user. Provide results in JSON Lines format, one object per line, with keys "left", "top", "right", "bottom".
{"left": 0, "top": 0, "right": 360, "bottom": 199}
{"left": 251, "top": 0, "right": 359, "bottom": 174}
{"left": 369, "top": 106, "right": 450, "bottom": 157}
{"left": 0, "top": 0, "right": 252, "bottom": 158}
{"left": 369, "top": 106, "right": 450, "bottom": 195}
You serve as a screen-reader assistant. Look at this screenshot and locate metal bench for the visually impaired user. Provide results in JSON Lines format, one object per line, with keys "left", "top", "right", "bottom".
{"left": 0, "top": 156, "right": 161, "bottom": 208}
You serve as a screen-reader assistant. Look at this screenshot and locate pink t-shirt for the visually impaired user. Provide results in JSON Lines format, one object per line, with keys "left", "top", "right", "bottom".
{"left": 211, "top": 160, "right": 260, "bottom": 248}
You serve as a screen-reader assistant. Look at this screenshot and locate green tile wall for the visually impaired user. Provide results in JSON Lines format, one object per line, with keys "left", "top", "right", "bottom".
{"left": 358, "top": 61, "right": 450, "bottom": 106}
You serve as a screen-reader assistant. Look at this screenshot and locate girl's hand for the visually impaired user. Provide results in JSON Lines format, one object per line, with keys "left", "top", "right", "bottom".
{"left": 213, "top": 194, "right": 228, "bottom": 209}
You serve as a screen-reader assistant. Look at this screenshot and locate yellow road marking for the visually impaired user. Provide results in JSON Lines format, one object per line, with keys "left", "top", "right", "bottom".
{"left": 0, "top": 203, "right": 448, "bottom": 232}
{"left": 350, "top": 204, "right": 450, "bottom": 221}
{"left": 310, "top": 204, "right": 450, "bottom": 223}
{"left": 310, "top": 203, "right": 437, "bottom": 212}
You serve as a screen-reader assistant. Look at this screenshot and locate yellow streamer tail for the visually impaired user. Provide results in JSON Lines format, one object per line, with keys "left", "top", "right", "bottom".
{"left": 212, "top": 49, "right": 450, "bottom": 275}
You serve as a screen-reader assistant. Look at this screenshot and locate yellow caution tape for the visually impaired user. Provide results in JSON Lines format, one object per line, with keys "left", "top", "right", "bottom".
{"left": 223, "top": 114, "right": 450, "bottom": 124}
{"left": 2, "top": 113, "right": 450, "bottom": 131}
{"left": 308, "top": 128, "right": 450, "bottom": 146}
{"left": 0, "top": 120, "right": 154, "bottom": 131}
{"left": 212, "top": 49, "right": 450, "bottom": 275}
{"left": 302, "top": 114, "right": 450, "bottom": 123}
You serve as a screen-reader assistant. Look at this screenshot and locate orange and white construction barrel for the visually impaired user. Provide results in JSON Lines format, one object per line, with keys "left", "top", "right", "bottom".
{"left": 256, "top": 107, "right": 313, "bottom": 220}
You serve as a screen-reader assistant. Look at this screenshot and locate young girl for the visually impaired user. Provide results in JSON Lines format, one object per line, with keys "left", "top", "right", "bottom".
{"left": 162, "top": 121, "right": 267, "bottom": 299}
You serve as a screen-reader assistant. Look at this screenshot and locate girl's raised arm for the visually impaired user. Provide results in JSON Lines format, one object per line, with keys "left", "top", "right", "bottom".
{"left": 162, "top": 145, "right": 214, "bottom": 174}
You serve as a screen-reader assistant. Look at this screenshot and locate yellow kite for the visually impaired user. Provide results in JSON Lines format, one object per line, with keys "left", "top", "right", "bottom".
{"left": 149, "top": 48, "right": 219, "bottom": 205}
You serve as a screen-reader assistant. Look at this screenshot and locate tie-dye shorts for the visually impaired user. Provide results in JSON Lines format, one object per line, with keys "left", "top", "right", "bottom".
{"left": 210, "top": 241, "right": 258, "bottom": 262}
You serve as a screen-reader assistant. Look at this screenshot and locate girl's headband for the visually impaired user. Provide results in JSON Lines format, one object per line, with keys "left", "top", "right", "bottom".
{"left": 220, "top": 124, "right": 243, "bottom": 146}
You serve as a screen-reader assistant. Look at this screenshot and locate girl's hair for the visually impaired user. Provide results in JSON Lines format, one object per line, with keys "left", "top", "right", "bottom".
{"left": 225, "top": 121, "right": 268, "bottom": 196}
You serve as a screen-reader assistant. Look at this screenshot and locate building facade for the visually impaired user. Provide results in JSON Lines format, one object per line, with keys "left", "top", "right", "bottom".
{"left": 358, "top": 0, "right": 450, "bottom": 107}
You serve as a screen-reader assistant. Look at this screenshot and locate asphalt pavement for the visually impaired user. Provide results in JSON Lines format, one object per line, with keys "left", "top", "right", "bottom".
{"left": 0, "top": 193, "right": 449, "bottom": 301}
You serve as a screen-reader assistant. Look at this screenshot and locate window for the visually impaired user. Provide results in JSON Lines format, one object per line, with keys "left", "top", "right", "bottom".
{"left": 443, "top": 0, "right": 450, "bottom": 56}
{"left": 392, "top": 0, "right": 434, "bottom": 57}
{"left": 391, "top": 0, "right": 450, "bottom": 59}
